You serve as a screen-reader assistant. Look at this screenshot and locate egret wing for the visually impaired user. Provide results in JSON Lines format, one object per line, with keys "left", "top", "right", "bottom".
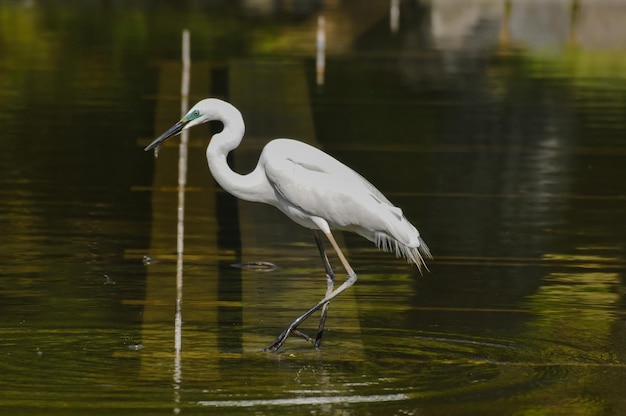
{"left": 262, "top": 139, "right": 401, "bottom": 228}
{"left": 261, "top": 139, "right": 431, "bottom": 270}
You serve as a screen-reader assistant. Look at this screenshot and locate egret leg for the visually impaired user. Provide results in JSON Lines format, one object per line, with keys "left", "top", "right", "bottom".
{"left": 313, "top": 230, "right": 335, "bottom": 348}
{"left": 272, "top": 232, "right": 334, "bottom": 347}
{"left": 263, "top": 231, "right": 356, "bottom": 352}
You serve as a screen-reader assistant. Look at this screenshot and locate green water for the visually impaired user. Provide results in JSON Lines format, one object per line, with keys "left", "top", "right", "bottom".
{"left": 1, "top": 1, "right": 626, "bottom": 415}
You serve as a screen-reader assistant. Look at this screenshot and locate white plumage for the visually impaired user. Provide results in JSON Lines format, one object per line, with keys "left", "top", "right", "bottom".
{"left": 260, "top": 138, "right": 431, "bottom": 271}
{"left": 145, "top": 98, "right": 431, "bottom": 351}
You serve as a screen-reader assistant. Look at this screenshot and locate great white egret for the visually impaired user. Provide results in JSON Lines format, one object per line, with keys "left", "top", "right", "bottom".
{"left": 145, "top": 98, "right": 431, "bottom": 352}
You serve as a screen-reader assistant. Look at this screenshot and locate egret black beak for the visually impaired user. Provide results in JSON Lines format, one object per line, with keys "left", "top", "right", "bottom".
{"left": 144, "top": 120, "right": 189, "bottom": 151}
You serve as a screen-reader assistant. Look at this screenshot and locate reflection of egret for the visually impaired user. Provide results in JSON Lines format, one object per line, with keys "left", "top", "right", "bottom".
{"left": 145, "top": 98, "right": 431, "bottom": 352}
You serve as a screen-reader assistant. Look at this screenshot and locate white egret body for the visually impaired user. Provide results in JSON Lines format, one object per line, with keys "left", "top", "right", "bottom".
{"left": 145, "top": 98, "right": 431, "bottom": 351}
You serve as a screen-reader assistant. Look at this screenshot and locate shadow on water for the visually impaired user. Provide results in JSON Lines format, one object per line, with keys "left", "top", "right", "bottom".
{"left": 1, "top": 1, "right": 626, "bottom": 414}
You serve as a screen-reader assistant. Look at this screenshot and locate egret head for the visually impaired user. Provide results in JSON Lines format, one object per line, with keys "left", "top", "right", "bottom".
{"left": 144, "top": 99, "right": 215, "bottom": 152}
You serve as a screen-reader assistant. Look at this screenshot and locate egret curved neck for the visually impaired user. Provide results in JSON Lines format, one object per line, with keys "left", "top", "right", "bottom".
{"left": 206, "top": 123, "right": 268, "bottom": 203}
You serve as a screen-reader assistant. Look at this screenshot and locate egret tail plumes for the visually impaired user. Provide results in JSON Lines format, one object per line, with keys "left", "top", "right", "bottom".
{"left": 374, "top": 232, "right": 431, "bottom": 273}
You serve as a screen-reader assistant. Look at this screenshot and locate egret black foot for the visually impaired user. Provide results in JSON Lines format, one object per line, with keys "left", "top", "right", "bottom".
{"left": 292, "top": 329, "right": 315, "bottom": 344}
{"left": 263, "top": 325, "right": 318, "bottom": 352}
{"left": 263, "top": 328, "right": 291, "bottom": 352}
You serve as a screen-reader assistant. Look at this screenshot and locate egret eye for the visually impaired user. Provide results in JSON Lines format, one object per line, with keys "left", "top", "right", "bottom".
{"left": 192, "top": 110, "right": 200, "bottom": 118}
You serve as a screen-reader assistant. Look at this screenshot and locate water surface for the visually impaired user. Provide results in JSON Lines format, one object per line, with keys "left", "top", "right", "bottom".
{"left": 1, "top": 1, "right": 626, "bottom": 415}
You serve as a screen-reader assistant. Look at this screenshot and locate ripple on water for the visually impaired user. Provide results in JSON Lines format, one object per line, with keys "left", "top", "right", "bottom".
{"left": 2, "top": 321, "right": 622, "bottom": 414}
{"left": 186, "top": 326, "right": 626, "bottom": 413}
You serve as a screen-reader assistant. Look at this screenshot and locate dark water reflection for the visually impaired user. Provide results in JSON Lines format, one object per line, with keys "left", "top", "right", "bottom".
{"left": 2, "top": 1, "right": 626, "bottom": 414}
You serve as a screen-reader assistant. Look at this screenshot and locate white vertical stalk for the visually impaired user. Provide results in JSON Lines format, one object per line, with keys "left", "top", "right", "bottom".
{"left": 173, "top": 28, "right": 190, "bottom": 415}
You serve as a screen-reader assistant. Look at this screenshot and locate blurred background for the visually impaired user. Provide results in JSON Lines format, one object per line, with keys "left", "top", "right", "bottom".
{"left": 1, "top": 0, "right": 626, "bottom": 415}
